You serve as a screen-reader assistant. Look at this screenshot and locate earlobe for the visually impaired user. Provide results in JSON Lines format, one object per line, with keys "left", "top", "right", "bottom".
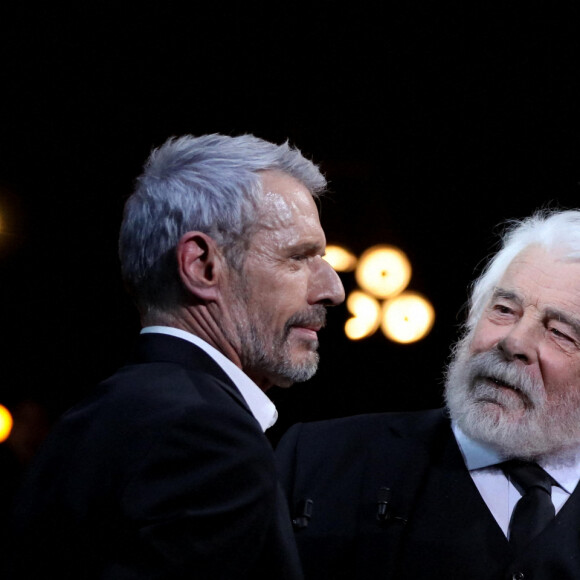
{"left": 177, "top": 231, "right": 221, "bottom": 300}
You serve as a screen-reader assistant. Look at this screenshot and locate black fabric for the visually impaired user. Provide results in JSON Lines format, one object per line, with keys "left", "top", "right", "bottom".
{"left": 502, "top": 460, "right": 556, "bottom": 551}
{"left": 276, "top": 410, "right": 580, "bottom": 579}
{"left": 9, "top": 334, "right": 303, "bottom": 580}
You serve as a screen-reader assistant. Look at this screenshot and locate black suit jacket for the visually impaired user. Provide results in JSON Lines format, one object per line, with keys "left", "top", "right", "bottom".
{"left": 276, "top": 409, "right": 580, "bottom": 579}
{"left": 10, "top": 333, "right": 302, "bottom": 579}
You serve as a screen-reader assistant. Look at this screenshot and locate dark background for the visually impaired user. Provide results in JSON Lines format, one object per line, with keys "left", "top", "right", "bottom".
{"left": 1, "top": 4, "right": 580, "bottom": 451}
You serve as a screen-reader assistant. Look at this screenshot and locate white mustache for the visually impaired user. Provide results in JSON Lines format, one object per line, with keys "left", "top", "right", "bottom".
{"left": 465, "top": 349, "right": 544, "bottom": 408}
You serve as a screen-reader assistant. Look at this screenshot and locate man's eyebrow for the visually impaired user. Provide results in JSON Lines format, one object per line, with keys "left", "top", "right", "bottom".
{"left": 491, "top": 288, "right": 522, "bottom": 305}
{"left": 544, "top": 308, "right": 580, "bottom": 338}
{"left": 288, "top": 241, "right": 324, "bottom": 255}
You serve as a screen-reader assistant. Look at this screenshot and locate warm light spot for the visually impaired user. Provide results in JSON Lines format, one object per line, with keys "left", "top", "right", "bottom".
{"left": 324, "top": 245, "right": 357, "bottom": 272}
{"left": 355, "top": 245, "right": 411, "bottom": 299}
{"left": 344, "top": 290, "right": 381, "bottom": 340}
{"left": 381, "top": 291, "right": 435, "bottom": 344}
{"left": 0, "top": 405, "right": 13, "bottom": 442}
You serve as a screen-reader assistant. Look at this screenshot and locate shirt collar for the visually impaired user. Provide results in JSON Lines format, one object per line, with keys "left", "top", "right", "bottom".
{"left": 140, "top": 326, "right": 278, "bottom": 431}
{"left": 452, "top": 423, "right": 503, "bottom": 471}
{"left": 452, "top": 422, "right": 580, "bottom": 494}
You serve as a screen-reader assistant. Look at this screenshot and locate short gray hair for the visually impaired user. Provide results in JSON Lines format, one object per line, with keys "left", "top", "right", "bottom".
{"left": 119, "top": 133, "right": 326, "bottom": 313}
{"left": 466, "top": 209, "right": 580, "bottom": 331}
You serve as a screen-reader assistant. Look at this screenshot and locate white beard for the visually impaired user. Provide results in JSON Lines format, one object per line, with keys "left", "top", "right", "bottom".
{"left": 444, "top": 334, "right": 580, "bottom": 461}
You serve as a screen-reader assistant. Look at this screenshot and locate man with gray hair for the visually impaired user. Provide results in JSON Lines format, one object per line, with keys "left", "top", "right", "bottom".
{"left": 277, "top": 209, "right": 580, "bottom": 579}
{"left": 11, "top": 134, "right": 345, "bottom": 579}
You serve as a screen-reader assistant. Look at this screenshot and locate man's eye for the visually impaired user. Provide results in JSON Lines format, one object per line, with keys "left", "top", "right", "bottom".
{"left": 550, "top": 327, "right": 573, "bottom": 342}
{"left": 493, "top": 304, "right": 512, "bottom": 314}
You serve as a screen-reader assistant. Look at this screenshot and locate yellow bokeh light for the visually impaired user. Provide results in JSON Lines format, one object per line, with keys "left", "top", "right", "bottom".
{"left": 355, "top": 245, "right": 412, "bottom": 299}
{"left": 324, "top": 245, "right": 357, "bottom": 272}
{"left": 344, "top": 290, "right": 381, "bottom": 340}
{"left": 381, "top": 291, "right": 435, "bottom": 344}
{"left": 0, "top": 404, "right": 13, "bottom": 443}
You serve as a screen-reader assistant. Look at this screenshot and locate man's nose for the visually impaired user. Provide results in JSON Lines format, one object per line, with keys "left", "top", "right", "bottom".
{"left": 309, "top": 257, "right": 345, "bottom": 306}
{"left": 497, "top": 319, "right": 538, "bottom": 364}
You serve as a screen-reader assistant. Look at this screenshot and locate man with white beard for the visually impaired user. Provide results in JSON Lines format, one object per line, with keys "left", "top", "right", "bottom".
{"left": 276, "top": 209, "right": 580, "bottom": 580}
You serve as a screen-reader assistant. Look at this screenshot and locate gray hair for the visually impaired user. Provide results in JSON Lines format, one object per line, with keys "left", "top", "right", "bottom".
{"left": 466, "top": 209, "right": 580, "bottom": 331}
{"left": 119, "top": 133, "right": 326, "bottom": 312}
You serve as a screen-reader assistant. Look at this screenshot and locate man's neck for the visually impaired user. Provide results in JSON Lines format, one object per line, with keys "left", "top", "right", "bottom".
{"left": 143, "top": 307, "right": 245, "bottom": 373}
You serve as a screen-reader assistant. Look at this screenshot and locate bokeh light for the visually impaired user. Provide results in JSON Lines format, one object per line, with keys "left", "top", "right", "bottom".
{"left": 344, "top": 290, "right": 381, "bottom": 340}
{"left": 355, "top": 245, "right": 412, "bottom": 299}
{"left": 324, "top": 245, "right": 357, "bottom": 272}
{"left": 0, "top": 404, "right": 14, "bottom": 443}
{"left": 381, "top": 291, "right": 435, "bottom": 344}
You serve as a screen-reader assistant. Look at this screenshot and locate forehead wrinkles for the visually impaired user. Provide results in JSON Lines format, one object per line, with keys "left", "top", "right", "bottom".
{"left": 500, "top": 248, "right": 580, "bottom": 310}
{"left": 258, "top": 191, "right": 295, "bottom": 230}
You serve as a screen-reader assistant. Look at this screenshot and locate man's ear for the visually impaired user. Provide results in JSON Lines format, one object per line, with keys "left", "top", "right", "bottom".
{"left": 176, "top": 231, "right": 224, "bottom": 301}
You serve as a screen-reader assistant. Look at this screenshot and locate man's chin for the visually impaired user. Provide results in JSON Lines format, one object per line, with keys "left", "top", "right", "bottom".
{"left": 466, "top": 397, "right": 527, "bottom": 425}
{"left": 457, "top": 400, "right": 535, "bottom": 451}
{"left": 265, "top": 354, "right": 319, "bottom": 389}
{"left": 288, "top": 357, "right": 319, "bottom": 384}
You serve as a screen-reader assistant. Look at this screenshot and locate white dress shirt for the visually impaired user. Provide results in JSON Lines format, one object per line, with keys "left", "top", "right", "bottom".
{"left": 453, "top": 424, "right": 580, "bottom": 537}
{"left": 140, "top": 326, "right": 278, "bottom": 431}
